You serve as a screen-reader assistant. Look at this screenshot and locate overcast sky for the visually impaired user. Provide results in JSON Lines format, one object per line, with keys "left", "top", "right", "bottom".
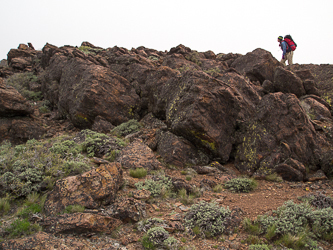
{"left": 1, "top": 0, "right": 332, "bottom": 65}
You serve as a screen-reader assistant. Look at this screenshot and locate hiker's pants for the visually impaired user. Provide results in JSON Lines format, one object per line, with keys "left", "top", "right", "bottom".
{"left": 280, "top": 51, "right": 294, "bottom": 66}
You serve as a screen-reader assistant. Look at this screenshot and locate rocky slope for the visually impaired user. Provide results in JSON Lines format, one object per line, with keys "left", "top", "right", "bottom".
{"left": 0, "top": 42, "right": 333, "bottom": 249}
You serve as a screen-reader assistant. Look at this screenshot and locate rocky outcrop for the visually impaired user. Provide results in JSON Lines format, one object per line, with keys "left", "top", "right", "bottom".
{"left": 39, "top": 44, "right": 141, "bottom": 129}
{"left": 235, "top": 92, "right": 327, "bottom": 180}
{"left": 44, "top": 163, "right": 123, "bottom": 216}
{"left": 42, "top": 213, "right": 122, "bottom": 234}
{"left": 1, "top": 41, "right": 333, "bottom": 181}
{"left": 231, "top": 48, "right": 281, "bottom": 83}
{"left": 7, "top": 43, "right": 37, "bottom": 72}
{"left": 0, "top": 78, "right": 33, "bottom": 117}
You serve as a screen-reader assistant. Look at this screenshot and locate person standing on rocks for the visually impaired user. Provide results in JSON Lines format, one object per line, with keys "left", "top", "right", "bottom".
{"left": 278, "top": 35, "right": 293, "bottom": 66}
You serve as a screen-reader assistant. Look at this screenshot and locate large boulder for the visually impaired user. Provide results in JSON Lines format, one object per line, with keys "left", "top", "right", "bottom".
{"left": 7, "top": 43, "right": 37, "bottom": 71}
{"left": 0, "top": 79, "right": 33, "bottom": 116}
{"left": 0, "top": 117, "right": 46, "bottom": 145}
{"left": 39, "top": 44, "right": 141, "bottom": 128}
{"left": 163, "top": 70, "right": 260, "bottom": 162}
{"left": 274, "top": 66, "right": 306, "bottom": 97}
{"left": 44, "top": 162, "right": 123, "bottom": 216}
{"left": 230, "top": 48, "right": 280, "bottom": 83}
{"left": 235, "top": 92, "right": 327, "bottom": 181}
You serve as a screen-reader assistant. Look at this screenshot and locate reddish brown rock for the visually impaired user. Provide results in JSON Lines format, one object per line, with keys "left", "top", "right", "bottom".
{"left": 0, "top": 117, "right": 46, "bottom": 145}
{"left": 7, "top": 44, "right": 37, "bottom": 71}
{"left": 42, "top": 213, "right": 122, "bottom": 234}
{"left": 0, "top": 81, "right": 33, "bottom": 117}
{"left": 117, "top": 139, "right": 162, "bottom": 170}
{"left": 235, "top": 92, "right": 327, "bottom": 181}
{"left": 39, "top": 44, "right": 140, "bottom": 129}
{"left": 0, "top": 232, "right": 91, "bottom": 250}
{"left": 44, "top": 163, "right": 123, "bottom": 216}
{"left": 108, "top": 197, "right": 147, "bottom": 222}
{"left": 156, "top": 131, "right": 209, "bottom": 168}
{"left": 231, "top": 48, "right": 280, "bottom": 83}
{"left": 274, "top": 66, "right": 306, "bottom": 97}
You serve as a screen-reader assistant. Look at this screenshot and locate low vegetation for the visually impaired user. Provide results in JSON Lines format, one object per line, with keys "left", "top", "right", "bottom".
{"left": 5, "top": 72, "right": 43, "bottom": 101}
{"left": 224, "top": 177, "right": 258, "bottom": 193}
{"left": 184, "top": 201, "right": 232, "bottom": 238}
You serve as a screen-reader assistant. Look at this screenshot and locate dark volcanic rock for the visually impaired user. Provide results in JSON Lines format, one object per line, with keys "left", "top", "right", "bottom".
{"left": 231, "top": 48, "right": 280, "bottom": 83}
{"left": 39, "top": 44, "right": 140, "bottom": 129}
{"left": 163, "top": 70, "right": 259, "bottom": 163}
{"left": 156, "top": 131, "right": 209, "bottom": 168}
{"left": 274, "top": 66, "right": 306, "bottom": 97}
{"left": 235, "top": 92, "right": 327, "bottom": 181}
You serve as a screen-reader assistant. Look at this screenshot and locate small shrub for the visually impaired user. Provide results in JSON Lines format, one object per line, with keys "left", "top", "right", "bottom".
{"left": 242, "top": 218, "right": 261, "bottom": 235}
{"left": 25, "top": 192, "right": 40, "bottom": 206}
{"left": 5, "top": 72, "right": 42, "bottom": 101}
{"left": 63, "top": 204, "right": 85, "bottom": 214}
{"left": 111, "top": 119, "right": 142, "bottom": 137}
{"left": 213, "top": 184, "right": 223, "bottom": 193}
{"left": 246, "top": 235, "right": 262, "bottom": 245}
{"left": 248, "top": 244, "right": 270, "bottom": 250}
{"left": 5, "top": 218, "right": 41, "bottom": 237}
{"left": 141, "top": 226, "right": 172, "bottom": 249}
{"left": 17, "top": 203, "right": 42, "bottom": 219}
{"left": 135, "top": 174, "right": 173, "bottom": 197}
{"left": 185, "top": 175, "right": 192, "bottom": 181}
{"left": 265, "top": 173, "right": 283, "bottom": 182}
{"left": 0, "top": 197, "right": 10, "bottom": 214}
{"left": 178, "top": 188, "right": 194, "bottom": 205}
{"left": 130, "top": 168, "right": 147, "bottom": 178}
{"left": 185, "top": 201, "right": 231, "bottom": 237}
{"left": 137, "top": 218, "right": 165, "bottom": 232}
{"left": 225, "top": 177, "right": 258, "bottom": 193}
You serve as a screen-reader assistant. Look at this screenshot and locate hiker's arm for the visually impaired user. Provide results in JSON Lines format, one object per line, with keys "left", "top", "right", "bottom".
{"left": 281, "top": 42, "right": 287, "bottom": 56}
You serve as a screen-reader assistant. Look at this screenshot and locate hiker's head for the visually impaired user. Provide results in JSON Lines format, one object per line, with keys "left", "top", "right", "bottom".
{"left": 278, "top": 36, "right": 283, "bottom": 42}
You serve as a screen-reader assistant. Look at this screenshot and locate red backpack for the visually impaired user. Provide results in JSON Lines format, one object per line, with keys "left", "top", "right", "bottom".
{"left": 284, "top": 35, "right": 297, "bottom": 51}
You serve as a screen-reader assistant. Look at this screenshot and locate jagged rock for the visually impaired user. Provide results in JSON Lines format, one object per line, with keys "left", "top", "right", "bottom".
{"left": 308, "top": 170, "right": 327, "bottom": 181}
{"left": 163, "top": 70, "right": 259, "bottom": 163}
{"left": 156, "top": 131, "right": 209, "bottom": 168}
{"left": 91, "top": 115, "right": 115, "bottom": 133}
{"left": 275, "top": 158, "right": 306, "bottom": 182}
{"left": 0, "top": 232, "right": 92, "bottom": 250}
{"left": 262, "top": 79, "right": 275, "bottom": 94}
{"left": 303, "top": 79, "right": 320, "bottom": 96}
{"left": 117, "top": 139, "right": 162, "bottom": 170}
{"left": 0, "top": 79, "right": 33, "bottom": 117}
{"left": 235, "top": 92, "right": 326, "bottom": 181}
{"left": 44, "top": 163, "right": 123, "bottom": 216}
{"left": 7, "top": 44, "right": 37, "bottom": 71}
{"left": 171, "top": 177, "right": 193, "bottom": 193}
{"left": 0, "top": 117, "right": 46, "bottom": 145}
{"left": 39, "top": 44, "right": 140, "bottom": 128}
{"left": 273, "top": 66, "right": 306, "bottom": 97}
{"left": 108, "top": 197, "right": 147, "bottom": 222}
{"left": 300, "top": 95, "right": 333, "bottom": 121}
{"left": 216, "top": 52, "right": 242, "bottom": 67}
{"left": 230, "top": 48, "right": 280, "bottom": 83}
{"left": 133, "top": 189, "right": 151, "bottom": 199}
{"left": 80, "top": 41, "right": 103, "bottom": 50}
{"left": 41, "top": 213, "right": 122, "bottom": 234}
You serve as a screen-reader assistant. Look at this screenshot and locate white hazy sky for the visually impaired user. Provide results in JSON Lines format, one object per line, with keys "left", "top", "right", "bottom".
{"left": 1, "top": 0, "right": 333, "bottom": 65}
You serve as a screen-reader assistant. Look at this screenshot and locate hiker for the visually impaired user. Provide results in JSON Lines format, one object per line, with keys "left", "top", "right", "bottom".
{"left": 277, "top": 35, "right": 295, "bottom": 66}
